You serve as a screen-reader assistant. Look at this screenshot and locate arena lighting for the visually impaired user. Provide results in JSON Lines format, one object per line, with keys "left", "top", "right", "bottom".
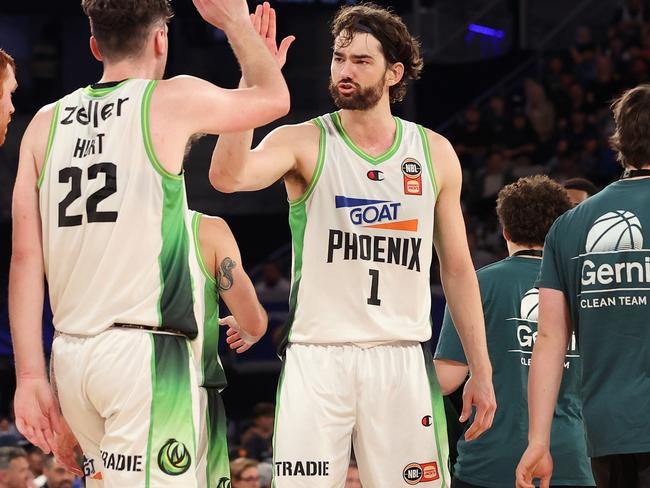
{"left": 468, "top": 23, "right": 506, "bottom": 39}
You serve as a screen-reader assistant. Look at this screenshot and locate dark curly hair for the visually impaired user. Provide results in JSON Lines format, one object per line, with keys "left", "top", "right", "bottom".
{"left": 496, "top": 175, "right": 571, "bottom": 247}
{"left": 610, "top": 84, "right": 650, "bottom": 169}
{"left": 330, "top": 2, "right": 423, "bottom": 103}
{"left": 81, "top": 0, "right": 173, "bottom": 61}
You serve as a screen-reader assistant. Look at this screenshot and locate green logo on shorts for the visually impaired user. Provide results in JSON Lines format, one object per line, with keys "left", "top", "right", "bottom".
{"left": 217, "top": 478, "right": 231, "bottom": 488}
{"left": 157, "top": 438, "right": 191, "bottom": 476}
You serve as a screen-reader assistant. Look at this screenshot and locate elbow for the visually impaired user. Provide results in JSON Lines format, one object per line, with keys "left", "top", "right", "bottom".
{"left": 209, "top": 167, "right": 242, "bottom": 193}
{"left": 269, "top": 88, "right": 291, "bottom": 119}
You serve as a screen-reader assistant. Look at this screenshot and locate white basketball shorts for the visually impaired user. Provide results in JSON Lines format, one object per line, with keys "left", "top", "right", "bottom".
{"left": 52, "top": 328, "right": 200, "bottom": 488}
{"left": 272, "top": 342, "right": 450, "bottom": 488}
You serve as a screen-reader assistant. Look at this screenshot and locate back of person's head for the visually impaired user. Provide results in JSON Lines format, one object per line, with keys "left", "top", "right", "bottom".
{"left": 0, "top": 447, "right": 29, "bottom": 488}
{"left": 230, "top": 457, "right": 259, "bottom": 487}
{"left": 563, "top": 177, "right": 598, "bottom": 206}
{"left": 253, "top": 403, "right": 275, "bottom": 420}
{"left": 330, "top": 2, "right": 423, "bottom": 103}
{"left": 81, "top": 0, "right": 173, "bottom": 62}
{"left": 610, "top": 84, "right": 650, "bottom": 170}
{"left": 496, "top": 175, "right": 572, "bottom": 247}
{"left": 0, "top": 49, "right": 15, "bottom": 92}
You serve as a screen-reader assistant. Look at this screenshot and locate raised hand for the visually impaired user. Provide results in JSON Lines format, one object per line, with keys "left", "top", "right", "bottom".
{"left": 220, "top": 315, "right": 259, "bottom": 354}
{"left": 192, "top": 0, "right": 250, "bottom": 32}
{"left": 250, "top": 2, "right": 295, "bottom": 68}
{"left": 460, "top": 372, "right": 497, "bottom": 441}
{"left": 13, "top": 377, "right": 62, "bottom": 453}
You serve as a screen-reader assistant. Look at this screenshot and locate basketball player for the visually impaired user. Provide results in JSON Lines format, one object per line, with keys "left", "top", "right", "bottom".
{"left": 210, "top": 4, "right": 496, "bottom": 487}
{"left": 0, "top": 48, "right": 17, "bottom": 146}
{"left": 435, "top": 176, "right": 594, "bottom": 488}
{"left": 188, "top": 209, "right": 268, "bottom": 488}
{"left": 9, "top": 0, "right": 288, "bottom": 485}
{"left": 516, "top": 86, "right": 650, "bottom": 488}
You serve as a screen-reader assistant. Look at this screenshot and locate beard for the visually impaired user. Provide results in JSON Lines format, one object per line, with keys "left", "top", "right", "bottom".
{"left": 328, "top": 75, "right": 386, "bottom": 111}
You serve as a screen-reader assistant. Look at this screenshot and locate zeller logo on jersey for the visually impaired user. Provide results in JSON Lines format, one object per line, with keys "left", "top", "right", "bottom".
{"left": 335, "top": 196, "right": 418, "bottom": 232}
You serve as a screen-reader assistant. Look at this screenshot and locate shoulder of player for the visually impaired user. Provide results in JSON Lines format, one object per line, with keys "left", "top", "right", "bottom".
{"left": 265, "top": 120, "right": 320, "bottom": 144}
{"left": 22, "top": 102, "right": 58, "bottom": 153}
{"left": 417, "top": 126, "right": 459, "bottom": 186}
{"left": 476, "top": 258, "right": 511, "bottom": 280}
{"left": 198, "top": 214, "right": 238, "bottom": 256}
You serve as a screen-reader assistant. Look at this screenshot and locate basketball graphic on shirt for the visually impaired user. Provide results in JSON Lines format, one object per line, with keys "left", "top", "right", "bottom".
{"left": 585, "top": 210, "right": 643, "bottom": 252}
{"left": 520, "top": 288, "right": 539, "bottom": 322}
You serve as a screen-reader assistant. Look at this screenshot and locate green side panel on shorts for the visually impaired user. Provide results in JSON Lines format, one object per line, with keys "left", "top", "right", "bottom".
{"left": 145, "top": 335, "right": 197, "bottom": 487}
{"left": 422, "top": 343, "right": 450, "bottom": 488}
{"left": 158, "top": 178, "right": 198, "bottom": 338}
{"left": 204, "top": 388, "right": 231, "bottom": 488}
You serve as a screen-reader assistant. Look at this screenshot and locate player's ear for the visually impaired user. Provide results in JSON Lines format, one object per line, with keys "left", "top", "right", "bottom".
{"left": 386, "top": 62, "right": 404, "bottom": 87}
{"left": 89, "top": 37, "right": 103, "bottom": 62}
{"left": 154, "top": 25, "right": 167, "bottom": 58}
{"left": 502, "top": 228, "right": 511, "bottom": 242}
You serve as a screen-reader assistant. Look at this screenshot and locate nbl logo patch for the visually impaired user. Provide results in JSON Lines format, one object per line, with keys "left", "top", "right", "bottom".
{"left": 403, "top": 462, "right": 439, "bottom": 484}
{"left": 402, "top": 158, "right": 423, "bottom": 196}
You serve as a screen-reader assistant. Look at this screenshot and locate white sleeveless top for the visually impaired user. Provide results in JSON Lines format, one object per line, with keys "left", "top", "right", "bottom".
{"left": 284, "top": 112, "right": 439, "bottom": 346}
{"left": 39, "top": 79, "right": 198, "bottom": 337}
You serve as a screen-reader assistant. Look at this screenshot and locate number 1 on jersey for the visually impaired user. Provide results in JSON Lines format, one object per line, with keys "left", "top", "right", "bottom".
{"left": 367, "top": 269, "right": 381, "bottom": 306}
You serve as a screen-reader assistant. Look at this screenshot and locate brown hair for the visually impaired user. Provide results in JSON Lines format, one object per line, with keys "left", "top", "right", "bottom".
{"left": 0, "top": 49, "right": 16, "bottom": 94}
{"left": 496, "top": 175, "right": 571, "bottom": 247}
{"left": 331, "top": 2, "right": 423, "bottom": 103}
{"left": 81, "top": 0, "right": 173, "bottom": 62}
{"left": 230, "top": 457, "right": 258, "bottom": 480}
{"left": 610, "top": 84, "right": 650, "bottom": 169}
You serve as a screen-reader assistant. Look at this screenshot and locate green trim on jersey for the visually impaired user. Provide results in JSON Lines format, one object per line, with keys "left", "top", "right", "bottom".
{"left": 422, "top": 344, "right": 450, "bottom": 488}
{"left": 145, "top": 335, "right": 197, "bottom": 487}
{"left": 203, "top": 388, "right": 230, "bottom": 488}
{"left": 289, "top": 117, "right": 327, "bottom": 207}
{"left": 158, "top": 179, "right": 198, "bottom": 337}
{"left": 192, "top": 213, "right": 217, "bottom": 285}
{"left": 82, "top": 79, "right": 130, "bottom": 98}
{"left": 190, "top": 212, "right": 227, "bottom": 389}
{"left": 37, "top": 101, "right": 61, "bottom": 190}
{"left": 416, "top": 125, "right": 439, "bottom": 198}
{"left": 141, "top": 80, "right": 183, "bottom": 180}
{"left": 278, "top": 203, "right": 308, "bottom": 354}
{"left": 331, "top": 111, "right": 403, "bottom": 165}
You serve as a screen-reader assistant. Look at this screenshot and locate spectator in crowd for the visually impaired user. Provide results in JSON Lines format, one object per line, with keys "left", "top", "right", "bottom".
{"left": 503, "top": 110, "right": 537, "bottom": 164}
{"left": 0, "top": 418, "right": 20, "bottom": 448}
{"left": 24, "top": 449, "right": 43, "bottom": 483}
{"left": 254, "top": 262, "right": 291, "bottom": 303}
{"left": 524, "top": 78, "right": 555, "bottom": 144}
{"left": 345, "top": 458, "right": 362, "bottom": 488}
{"left": 453, "top": 105, "right": 491, "bottom": 168}
{"left": 34, "top": 455, "right": 74, "bottom": 488}
{"left": 563, "top": 177, "right": 599, "bottom": 205}
{"left": 240, "top": 403, "right": 274, "bottom": 462}
{"left": 230, "top": 458, "right": 261, "bottom": 488}
{"left": 482, "top": 95, "right": 509, "bottom": 146}
{"left": 0, "top": 447, "right": 30, "bottom": 488}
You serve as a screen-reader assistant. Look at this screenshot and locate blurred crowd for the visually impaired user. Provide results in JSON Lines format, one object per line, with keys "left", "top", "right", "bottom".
{"left": 448, "top": 0, "right": 650, "bottom": 268}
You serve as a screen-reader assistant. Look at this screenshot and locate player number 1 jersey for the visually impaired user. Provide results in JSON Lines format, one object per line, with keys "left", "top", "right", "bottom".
{"left": 284, "top": 112, "right": 438, "bottom": 347}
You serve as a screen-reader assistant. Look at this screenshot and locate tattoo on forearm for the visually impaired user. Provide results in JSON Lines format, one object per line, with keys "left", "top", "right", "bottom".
{"left": 217, "top": 257, "right": 236, "bottom": 292}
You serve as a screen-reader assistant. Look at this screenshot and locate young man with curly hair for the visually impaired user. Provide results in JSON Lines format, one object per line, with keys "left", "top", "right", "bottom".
{"left": 435, "top": 175, "right": 594, "bottom": 488}
{"left": 9, "top": 0, "right": 288, "bottom": 486}
{"left": 211, "top": 3, "right": 496, "bottom": 487}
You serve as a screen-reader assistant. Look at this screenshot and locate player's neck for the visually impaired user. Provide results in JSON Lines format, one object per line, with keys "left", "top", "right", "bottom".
{"left": 338, "top": 99, "right": 395, "bottom": 150}
{"left": 622, "top": 163, "right": 650, "bottom": 180}
{"left": 99, "top": 58, "right": 159, "bottom": 84}
{"left": 507, "top": 241, "right": 543, "bottom": 257}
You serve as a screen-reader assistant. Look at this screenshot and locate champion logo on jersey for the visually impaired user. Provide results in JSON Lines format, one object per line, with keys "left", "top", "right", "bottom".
{"left": 335, "top": 196, "right": 418, "bottom": 231}
{"left": 367, "top": 170, "right": 385, "bottom": 181}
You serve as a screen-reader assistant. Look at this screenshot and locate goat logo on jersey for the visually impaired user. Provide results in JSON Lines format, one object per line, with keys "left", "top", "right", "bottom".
{"left": 335, "top": 196, "right": 418, "bottom": 232}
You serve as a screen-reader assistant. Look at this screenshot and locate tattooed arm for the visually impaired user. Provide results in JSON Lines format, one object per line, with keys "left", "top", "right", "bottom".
{"left": 197, "top": 215, "right": 268, "bottom": 350}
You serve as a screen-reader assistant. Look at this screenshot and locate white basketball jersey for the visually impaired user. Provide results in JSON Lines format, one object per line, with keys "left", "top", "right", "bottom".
{"left": 39, "top": 79, "right": 198, "bottom": 337}
{"left": 285, "top": 112, "right": 438, "bottom": 346}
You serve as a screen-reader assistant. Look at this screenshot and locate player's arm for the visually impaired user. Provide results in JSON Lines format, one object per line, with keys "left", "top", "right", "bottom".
{"left": 155, "top": 1, "right": 290, "bottom": 137}
{"left": 210, "top": 122, "right": 317, "bottom": 193}
{"left": 434, "top": 360, "right": 470, "bottom": 396}
{"left": 9, "top": 106, "right": 62, "bottom": 453}
{"left": 516, "top": 288, "right": 571, "bottom": 488}
{"left": 434, "top": 305, "right": 470, "bottom": 395}
{"left": 427, "top": 128, "right": 496, "bottom": 440}
{"left": 200, "top": 216, "right": 267, "bottom": 349}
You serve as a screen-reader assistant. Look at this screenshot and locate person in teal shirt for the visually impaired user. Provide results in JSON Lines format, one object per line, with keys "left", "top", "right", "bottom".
{"left": 435, "top": 175, "right": 594, "bottom": 488}
{"left": 517, "top": 86, "right": 650, "bottom": 488}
